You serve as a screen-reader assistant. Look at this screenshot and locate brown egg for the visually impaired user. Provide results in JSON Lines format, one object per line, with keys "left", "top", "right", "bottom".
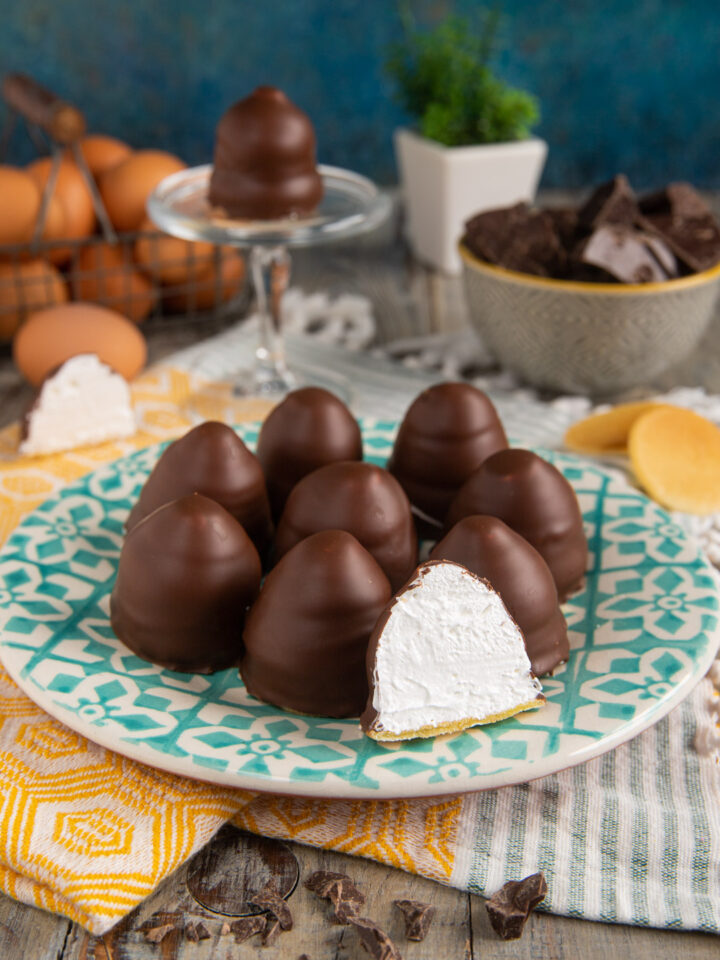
{"left": 77, "top": 134, "right": 132, "bottom": 178}
{"left": 0, "top": 166, "right": 67, "bottom": 253}
{"left": 72, "top": 242, "right": 155, "bottom": 324}
{"left": 27, "top": 156, "right": 96, "bottom": 242}
{"left": 13, "top": 302, "right": 147, "bottom": 386}
{"left": 0, "top": 259, "right": 68, "bottom": 341}
{"left": 134, "top": 217, "right": 214, "bottom": 285}
{"left": 163, "top": 249, "right": 245, "bottom": 312}
{"left": 99, "top": 150, "right": 185, "bottom": 232}
{"left": 0, "top": 167, "right": 41, "bottom": 246}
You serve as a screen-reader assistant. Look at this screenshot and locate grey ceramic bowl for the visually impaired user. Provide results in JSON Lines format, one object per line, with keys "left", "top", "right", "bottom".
{"left": 460, "top": 242, "right": 720, "bottom": 394}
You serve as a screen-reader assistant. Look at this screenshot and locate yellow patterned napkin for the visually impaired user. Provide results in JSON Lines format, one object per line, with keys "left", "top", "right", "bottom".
{"left": 0, "top": 365, "right": 460, "bottom": 934}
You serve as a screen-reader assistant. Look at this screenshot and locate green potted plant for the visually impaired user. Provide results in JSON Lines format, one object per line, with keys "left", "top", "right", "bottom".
{"left": 387, "top": 6, "right": 546, "bottom": 273}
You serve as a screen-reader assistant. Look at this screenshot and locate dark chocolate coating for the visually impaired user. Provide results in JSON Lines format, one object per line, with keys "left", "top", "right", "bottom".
{"left": 256, "top": 387, "right": 363, "bottom": 520}
{"left": 241, "top": 530, "right": 392, "bottom": 717}
{"left": 430, "top": 516, "right": 569, "bottom": 675}
{"left": 125, "top": 421, "right": 273, "bottom": 559}
{"left": 208, "top": 86, "right": 323, "bottom": 220}
{"left": 111, "top": 494, "right": 262, "bottom": 673}
{"left": 275, "top": 461, "right": 418, "bottom": 591}
{"left": 387, "top": 382, "right": 508, "bottom": 526}
{"left": 445, "top": 448, "right": 587, "bottom": 602}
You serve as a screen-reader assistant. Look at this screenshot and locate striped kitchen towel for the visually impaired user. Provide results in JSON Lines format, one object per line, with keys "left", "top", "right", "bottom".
{"left": 0, "top": 330, "right": 718, "bottom": 933}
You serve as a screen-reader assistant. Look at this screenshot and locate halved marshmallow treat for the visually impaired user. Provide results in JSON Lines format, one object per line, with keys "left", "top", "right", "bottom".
{"left": 361, "top": 560, "right": 544, "bottom": 741}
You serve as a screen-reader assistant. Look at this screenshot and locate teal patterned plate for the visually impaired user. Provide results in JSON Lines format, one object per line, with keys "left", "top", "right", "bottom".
{"left": 0, "top": 421, "right": 718, "bottom": 799}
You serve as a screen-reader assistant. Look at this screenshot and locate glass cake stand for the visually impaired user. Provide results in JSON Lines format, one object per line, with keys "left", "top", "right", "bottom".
{"left": 148, "top": 164, "right": 392, "bottom": 400}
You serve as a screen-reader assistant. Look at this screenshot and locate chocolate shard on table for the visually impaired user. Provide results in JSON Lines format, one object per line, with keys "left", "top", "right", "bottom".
{"left": 305, "top": 870, "right": 354, "bottom": 897}
{"left": 241, "top": 530, "right": 392, "bottom": 717}
{"left": 445, "top": 448, "right": 588, "bottom": 603}
{"left": 275, "top": 461, "right": 418, "bottom": 591}
{"left": 184, "top": 921, "right": 211, "bottom": 942}
{"left": 256, "top": 387, "right": 363, "bottom": 520}
{"left": 125, "top": 420, "right": 273, "bottom": 558}
{"left": 248, "top": 879, "right": 293, "bottom": 930}
{"left": 638, "top": 181, "right": 720, "bottom": 273}
{"left": 463, "top": 202, "right": 564, "bottom": 276}
{"left": 430, "top": 516, "right": 569, "bottom": 676}
{"left": 208, "top": 85, "right": 323, "bottom": 220}
{"left": 573, "top": 224, "right": 677, "bottom": 284}
{"left": 348, "top": 916, "right": 403, "bottom": 960}
{"left": 577, "top": 174, "right": 639, "bottom": 229}
{"left": 393, "top": 899, "right": 436, "bottom": 941}
{"left": 305, "top": 869, "right": 367, "bottom": 922}
{"left": 111, "top": 493, "right": 261, "bottom": 672}
{"left": 485, "top": 871, "right": 548, "bottom": 940}
{"left": 19, "top": 354, "right": 136, "bottom": 457}
{"left": 361, "top": 560, "right": 544, "bottom": 741}
{"left": 387, "top": 382, "right": 507, "bottom": 532}
{"left": 230, "top": 916, "right": 266, "bottom": 943}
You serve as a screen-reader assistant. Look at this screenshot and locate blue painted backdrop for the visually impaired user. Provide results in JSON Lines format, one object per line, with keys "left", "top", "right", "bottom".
{"left": 3, "top": 0, "right": 720, "bottom": 188}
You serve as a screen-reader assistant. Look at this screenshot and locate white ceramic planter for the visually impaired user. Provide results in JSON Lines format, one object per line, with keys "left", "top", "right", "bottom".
{"left": 395, "top": 128, "right": 548, "bottom": 274}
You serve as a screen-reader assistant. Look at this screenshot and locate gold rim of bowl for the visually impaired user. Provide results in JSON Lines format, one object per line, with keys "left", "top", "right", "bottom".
{"left": 458, "top": 242, "right": 720, "bottom": 295}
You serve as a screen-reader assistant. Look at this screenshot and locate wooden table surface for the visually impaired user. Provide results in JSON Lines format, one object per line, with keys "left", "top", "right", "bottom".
{"left": 1, "top": 206, "right": 720, "bottom": 958}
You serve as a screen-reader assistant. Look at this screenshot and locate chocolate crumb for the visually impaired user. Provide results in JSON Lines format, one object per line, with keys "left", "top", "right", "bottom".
{"left": 262, "top": 916, "right": 282, "bottom": 946}
{"left": 142, "top": 922, "right": 176, "bottom": 944}
{"left": 220, "top": 921, "right": 231, "bottom": 936}
{"left": 230, "top": 916, "right": 265, "bottom": 943}
{"left": 393, "top": 899, "right": 436, "bottom": 941}
{"left": 349, "top": 916, "right": 403, "bottom": 959}
{"left": 485, "top": 871, "right": 547, "bottom": 940}
{"left": 248, "top": 878, "right": 293, "bottom": 930}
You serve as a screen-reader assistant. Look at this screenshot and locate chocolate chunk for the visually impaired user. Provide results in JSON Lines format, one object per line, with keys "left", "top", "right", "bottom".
{"left": 327, "top": 879, "right": 366, "bottom": 924}
{"left": 544, "top": 206, "right": 580, "bottom": 250}
{"left": 464, "top": 203, "right": 563, "bottom": 276}
{"left": 348, "top": 916, "right": 403, "bottom": 959}
{"left": 230, "top": 916, "right": 266, "bottom": 943}
{"left": 485, "top": 872, "right": 548, "bottom": 940}
{"left": 262, "top": 916, "right": 282, "bottom": 946}
{"left": 639, "top": 181, "right": 712, "bottom": 221}
{"left": 304, "top": 870, "right": 352, "bottom": 897}
{"left": 304, "top": 870, "right": 366, "bottom": 923}
{"left": 185, "top": 921, "right": 210, "bottom": 942}
{"left": 638, "top": 183, "right": 720, "bottom": 272}
{"left": 393, "top": 899, "right": 436, "bottom": 941}
{"left": 641, "top": 212, "right": 720, "bottom": 272}
{"left": 578, "top": 174, "right": 638, "bottom": 228}
{"left": 248, "top": 879, "right": 293, "bottom": 930}
{"left": 575, "top": 224, "right": 672, "bottom": 283}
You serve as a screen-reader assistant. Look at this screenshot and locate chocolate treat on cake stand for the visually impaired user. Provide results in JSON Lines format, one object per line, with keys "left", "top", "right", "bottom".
{"left": 148, "top": 88, "right": 390, "bottom": 400}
